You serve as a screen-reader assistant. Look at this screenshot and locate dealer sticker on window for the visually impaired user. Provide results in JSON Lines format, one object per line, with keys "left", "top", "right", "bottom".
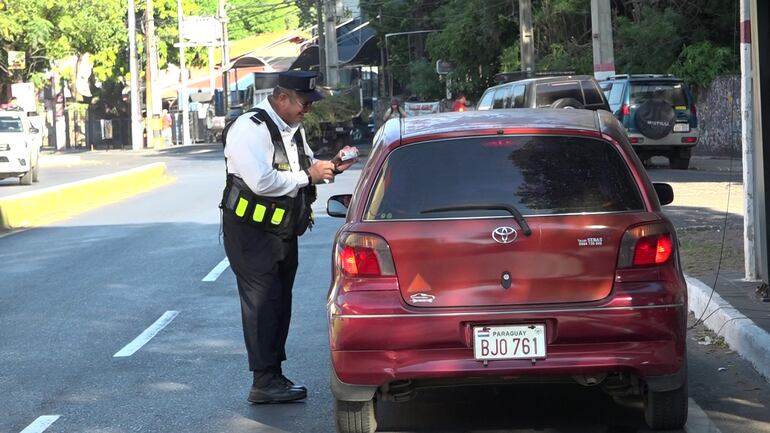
{"left": 474, "top": 324, "right": 546, "bottom": 360}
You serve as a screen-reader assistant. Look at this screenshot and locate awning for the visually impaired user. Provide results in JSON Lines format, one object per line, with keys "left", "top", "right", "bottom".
{"left": 290, "top": 18, "right": 379, "bottom": 70}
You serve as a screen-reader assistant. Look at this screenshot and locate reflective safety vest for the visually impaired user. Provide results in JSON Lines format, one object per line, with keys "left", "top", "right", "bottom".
{"left": 220, "top": 108, "right": 316, "bottom": 239}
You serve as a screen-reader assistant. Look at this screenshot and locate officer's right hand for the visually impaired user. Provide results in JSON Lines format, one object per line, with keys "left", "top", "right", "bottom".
{"left": 307, "top": 160, "right": 335, "bottom": 184}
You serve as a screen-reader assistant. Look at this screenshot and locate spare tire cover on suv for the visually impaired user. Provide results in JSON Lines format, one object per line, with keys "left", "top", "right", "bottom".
{"left": 634, "top": 99, "right": 675, "bottom": 139}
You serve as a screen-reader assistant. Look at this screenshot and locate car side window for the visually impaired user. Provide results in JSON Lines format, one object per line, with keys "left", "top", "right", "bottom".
{"left": 477, "top": 90, "right": 495, "bottom": 111}
{"left": 581, "top": 80, "right": 605, "bottom": 106}
{"left": 511, "top": 85, "right": 526, "bottom": 108}
{"left": 607, "top": 82, "right": 625, "bottom": 108}
{"left": 492, "top": 87, "right": 508, "bottom": 109}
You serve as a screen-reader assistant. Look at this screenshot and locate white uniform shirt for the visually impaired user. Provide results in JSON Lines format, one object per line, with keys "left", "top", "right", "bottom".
{"left": 225, "top": 98, "right": 315, "bottom": 198}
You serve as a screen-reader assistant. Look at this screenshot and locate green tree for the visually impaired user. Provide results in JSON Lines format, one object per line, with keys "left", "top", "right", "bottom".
{"left": 614, "top": 6, "right": 682, "bottom": 73}
{"left": 669, "top": 41, "right": 731, "bottom": 94}
{"left": 427, "top": 0, "right": 516, "bottom": 98}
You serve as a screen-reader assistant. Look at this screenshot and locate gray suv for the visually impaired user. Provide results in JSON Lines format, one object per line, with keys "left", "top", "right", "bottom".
{"left": 600, "top": 74, "right": 699, "bottom": 170}
{"left": 477, "top": 75, "right": 610, "bottom": 111}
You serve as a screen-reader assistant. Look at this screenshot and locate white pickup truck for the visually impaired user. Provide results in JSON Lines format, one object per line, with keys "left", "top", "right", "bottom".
{"left": 0, "top": 109, "right": 40, "bottom": 185}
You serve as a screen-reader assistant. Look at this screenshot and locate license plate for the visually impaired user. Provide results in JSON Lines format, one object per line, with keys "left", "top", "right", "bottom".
{"left": 473, "top": 324, "right": 546, "bottom": 360}
{"left": 673, "top": 123, "right": 690, "bottom": 132}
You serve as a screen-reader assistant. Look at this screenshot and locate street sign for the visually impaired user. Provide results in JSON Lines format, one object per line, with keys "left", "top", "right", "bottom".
{"left": 8, "top": 51, "right": 25, "bottom": 70}
{"left": 181, "top": 16, "right": 222, "bottom": 46}
{"left": 436, "top": 59, "right": 454, "bottom": 75}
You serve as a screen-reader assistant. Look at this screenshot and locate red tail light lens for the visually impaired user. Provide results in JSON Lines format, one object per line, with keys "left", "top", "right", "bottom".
{"left": 617, "top": 223, "right": 674, "bottom": 268}
{"left": 632, "top": 233, "right": 673, "bottom": 266}
{"left": 337, "top": 233, "right": 396, "bottom": 277}
{"left": 621, "top": 104, "right": 630, "bottom": 117}
{"left": 690, "top": 104, "right": 697, "bottom": 116}
{"left": 681, "top": 137, "right": 697, "bottom": 144}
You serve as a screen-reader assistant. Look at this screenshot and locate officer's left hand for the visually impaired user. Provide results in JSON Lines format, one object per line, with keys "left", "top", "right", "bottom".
{"left": 333, "top": 146, "right": 359, "bottom": 172}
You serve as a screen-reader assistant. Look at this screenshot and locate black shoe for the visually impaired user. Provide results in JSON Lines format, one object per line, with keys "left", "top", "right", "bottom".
{"left": 277, "top": 373, "right": 307, "bottom": 393}
{"left": 248, "top": 375, "right": 307, "bottom": 404}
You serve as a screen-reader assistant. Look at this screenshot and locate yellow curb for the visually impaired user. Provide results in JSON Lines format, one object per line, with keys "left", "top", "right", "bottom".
{"left": 0, "top": 162, "right": 175, "bottom": 229}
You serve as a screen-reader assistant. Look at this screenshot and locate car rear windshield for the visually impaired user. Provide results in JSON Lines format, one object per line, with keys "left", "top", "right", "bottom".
{"left": 365, "top": 136, "right": 645, "bottom": 220}
{"left": 629, "top": 82, "right": 688, "bottom": 106}
{"left": 535, "top": 81, "right": 582, "bottom": 107}
{"left": 0, "top": 117, "right": 23, "bottom": 133}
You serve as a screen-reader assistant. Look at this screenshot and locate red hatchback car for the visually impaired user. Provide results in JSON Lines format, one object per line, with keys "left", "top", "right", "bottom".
{"left": 326, "top": 109, "right": 687, "bottom": 432}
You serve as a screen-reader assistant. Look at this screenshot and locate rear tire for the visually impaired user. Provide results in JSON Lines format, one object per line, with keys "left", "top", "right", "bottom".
{"left": 644, "top": 381, "right": 688, "bottom": 430}
{"left": 334, "top": 398, "right": 377, "bottom": 433}
{"left": 669, "top": 148, "right": 692, "bottom": 170}
{"left": 32, "top": 159, "right": 40, "bottom": 182}
{"left": 669, "top": 155, "right": 690, "bottom": 170}
{"left": 20, "top": 170, "right": 33, "bottom": 185}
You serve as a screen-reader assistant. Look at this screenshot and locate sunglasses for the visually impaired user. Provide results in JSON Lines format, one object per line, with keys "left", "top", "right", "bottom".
{"left": 292, "top": 97, "right": 312, "bottom": 109}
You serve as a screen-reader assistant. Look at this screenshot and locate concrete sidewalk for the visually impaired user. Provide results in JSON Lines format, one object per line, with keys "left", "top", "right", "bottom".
{"left": 688, "top": 274, "right": 770, "bottom": 382}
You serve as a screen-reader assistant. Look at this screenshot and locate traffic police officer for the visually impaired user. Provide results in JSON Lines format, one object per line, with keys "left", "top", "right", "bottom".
{"left": 220, "top": 70, "right": 358, "bottom": 404}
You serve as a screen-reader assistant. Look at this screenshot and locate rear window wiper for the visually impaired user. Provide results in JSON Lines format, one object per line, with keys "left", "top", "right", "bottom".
{"left": 421, "top": 203, "right": 532, "bottom": 236}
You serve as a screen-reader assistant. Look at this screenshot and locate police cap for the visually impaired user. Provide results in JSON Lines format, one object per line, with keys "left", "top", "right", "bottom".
{"left": 278, "top": 70, "right": 324, "bottom": 102}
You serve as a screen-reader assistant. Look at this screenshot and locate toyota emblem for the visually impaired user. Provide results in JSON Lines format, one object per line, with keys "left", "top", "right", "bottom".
{"left": 492, "top": 226, "right": 517, "bottom": 244}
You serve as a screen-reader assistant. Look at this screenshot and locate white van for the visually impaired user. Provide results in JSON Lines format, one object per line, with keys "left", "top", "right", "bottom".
{"left": 0, "top": 109, "right": 40, "bottom": 185}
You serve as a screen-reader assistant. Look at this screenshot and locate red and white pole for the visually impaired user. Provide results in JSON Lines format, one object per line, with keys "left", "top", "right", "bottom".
{"left": 741, "top": 0, "right": 757, "bottom": 280}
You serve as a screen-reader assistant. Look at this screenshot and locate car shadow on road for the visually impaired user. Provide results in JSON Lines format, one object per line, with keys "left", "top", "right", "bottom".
{"left": 375, "top": 382, "right": 662, "bottom": 433}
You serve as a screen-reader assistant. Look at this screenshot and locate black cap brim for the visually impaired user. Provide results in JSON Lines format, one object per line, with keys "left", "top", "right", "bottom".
{"left": 298, "top": 89, "right": 324, "bottom": 102}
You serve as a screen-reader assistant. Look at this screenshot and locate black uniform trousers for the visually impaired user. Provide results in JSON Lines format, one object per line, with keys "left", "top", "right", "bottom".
{"left": 222, "top": 211, "right": 298, "bottom": 375}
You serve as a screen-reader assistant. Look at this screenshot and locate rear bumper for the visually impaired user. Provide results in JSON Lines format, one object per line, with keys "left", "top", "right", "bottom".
{"left": 329, "top": 299, "right": 687, "bottom": 396}
{"left": 0, "top": 149, "right": 33, "bottom": 176}
{"left": 626, "top": 129, "right": 699, "bottom": 149}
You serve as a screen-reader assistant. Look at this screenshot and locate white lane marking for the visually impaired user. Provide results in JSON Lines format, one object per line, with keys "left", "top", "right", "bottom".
{"left": 202, "top": 257, "right": 230, "bottom": 282}
{"left": 113, "top": 311, "right": 179, "bottom": 357}
{"left": 20, "top": 415, "right": 60, "bottom": 433}
{"left": 686, "top": 398, "right": 722, "bottom": 433}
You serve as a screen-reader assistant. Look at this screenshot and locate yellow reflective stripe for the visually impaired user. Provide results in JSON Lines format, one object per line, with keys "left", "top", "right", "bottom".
{"left": 235, "top": 197, "right": 249, "bottom": 217}
{"left": 253, "top": 204, "right": 267, "bottom": 223}
{"left": 271, "top": 208, "right": 286, "bottom": 225}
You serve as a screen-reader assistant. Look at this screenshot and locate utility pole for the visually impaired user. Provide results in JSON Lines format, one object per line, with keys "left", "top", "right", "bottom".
{"left": 177, "top": 0, "right": 191, "bottom": 146}
{"left": 219, "top": 0, "right": 230, "bottom": 67}
{"left": 590, "top": 0, "right": 615, "bottom": 80}
{"left": 741, "top": 0, "right": 758, "bottom": 279}
{"left": 750, "top": 0, "right": 769, "bottom": 282}
{"left": 218, "top": 0, "right": 230, "bottom": 115}
{"left": 519, "top": 0, "right": 534, "bottom": 74}
{"left": 324, "top": 0, "right": 339, "bottom": 87}
{"left": 128, "top": 0, "right": 144, "bottom": 150}
{"left": 378, "top": 7, "right": 385, "bottom": 99}
{"left": 145, "top": 0, "right": 163, "bottom": 148}
{"left": 317, "top": 0, "right": 326, "bottom": 84}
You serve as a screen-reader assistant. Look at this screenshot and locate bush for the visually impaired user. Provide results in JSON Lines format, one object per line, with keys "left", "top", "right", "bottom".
{"left": 669, "top": 41, "right": 731, "bottom": 94}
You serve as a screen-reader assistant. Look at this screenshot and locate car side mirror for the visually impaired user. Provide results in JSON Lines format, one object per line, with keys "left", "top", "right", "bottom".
{"left": 29, "top": 127, "right": 39, "bottom": 134}
{"left": 327, "top": 194, "right": 352, "bottom": 218}
{"left": 653, "top": 183, "right": 674, "bottom": 206}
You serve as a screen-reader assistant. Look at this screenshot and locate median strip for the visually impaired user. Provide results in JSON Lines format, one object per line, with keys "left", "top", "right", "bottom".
{"left": 0, "top": 162, "right": 173, "bottom": 230}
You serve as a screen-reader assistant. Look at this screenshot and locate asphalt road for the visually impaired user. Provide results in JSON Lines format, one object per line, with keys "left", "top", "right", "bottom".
{"left": 2, "top": 148, "right": 770, "bottom": 433}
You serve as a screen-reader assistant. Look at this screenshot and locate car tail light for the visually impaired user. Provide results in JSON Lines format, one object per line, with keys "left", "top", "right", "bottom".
{"left": 629, "top": 137, "right": 643, "bottom": 144}
{"left": 617, "top": 223, "right": 674, "bottom": 268}
{"left": 690, "top": 104, "right": 697, "bottom": 117}
{"left": 681, "top": 137, "right": 697, "bottom": 144}
{"left": 336, "top": 232, "right": 396, "bottom": 277}
{"left": 620, "top": 104, "right": 630, "bottom": 118}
